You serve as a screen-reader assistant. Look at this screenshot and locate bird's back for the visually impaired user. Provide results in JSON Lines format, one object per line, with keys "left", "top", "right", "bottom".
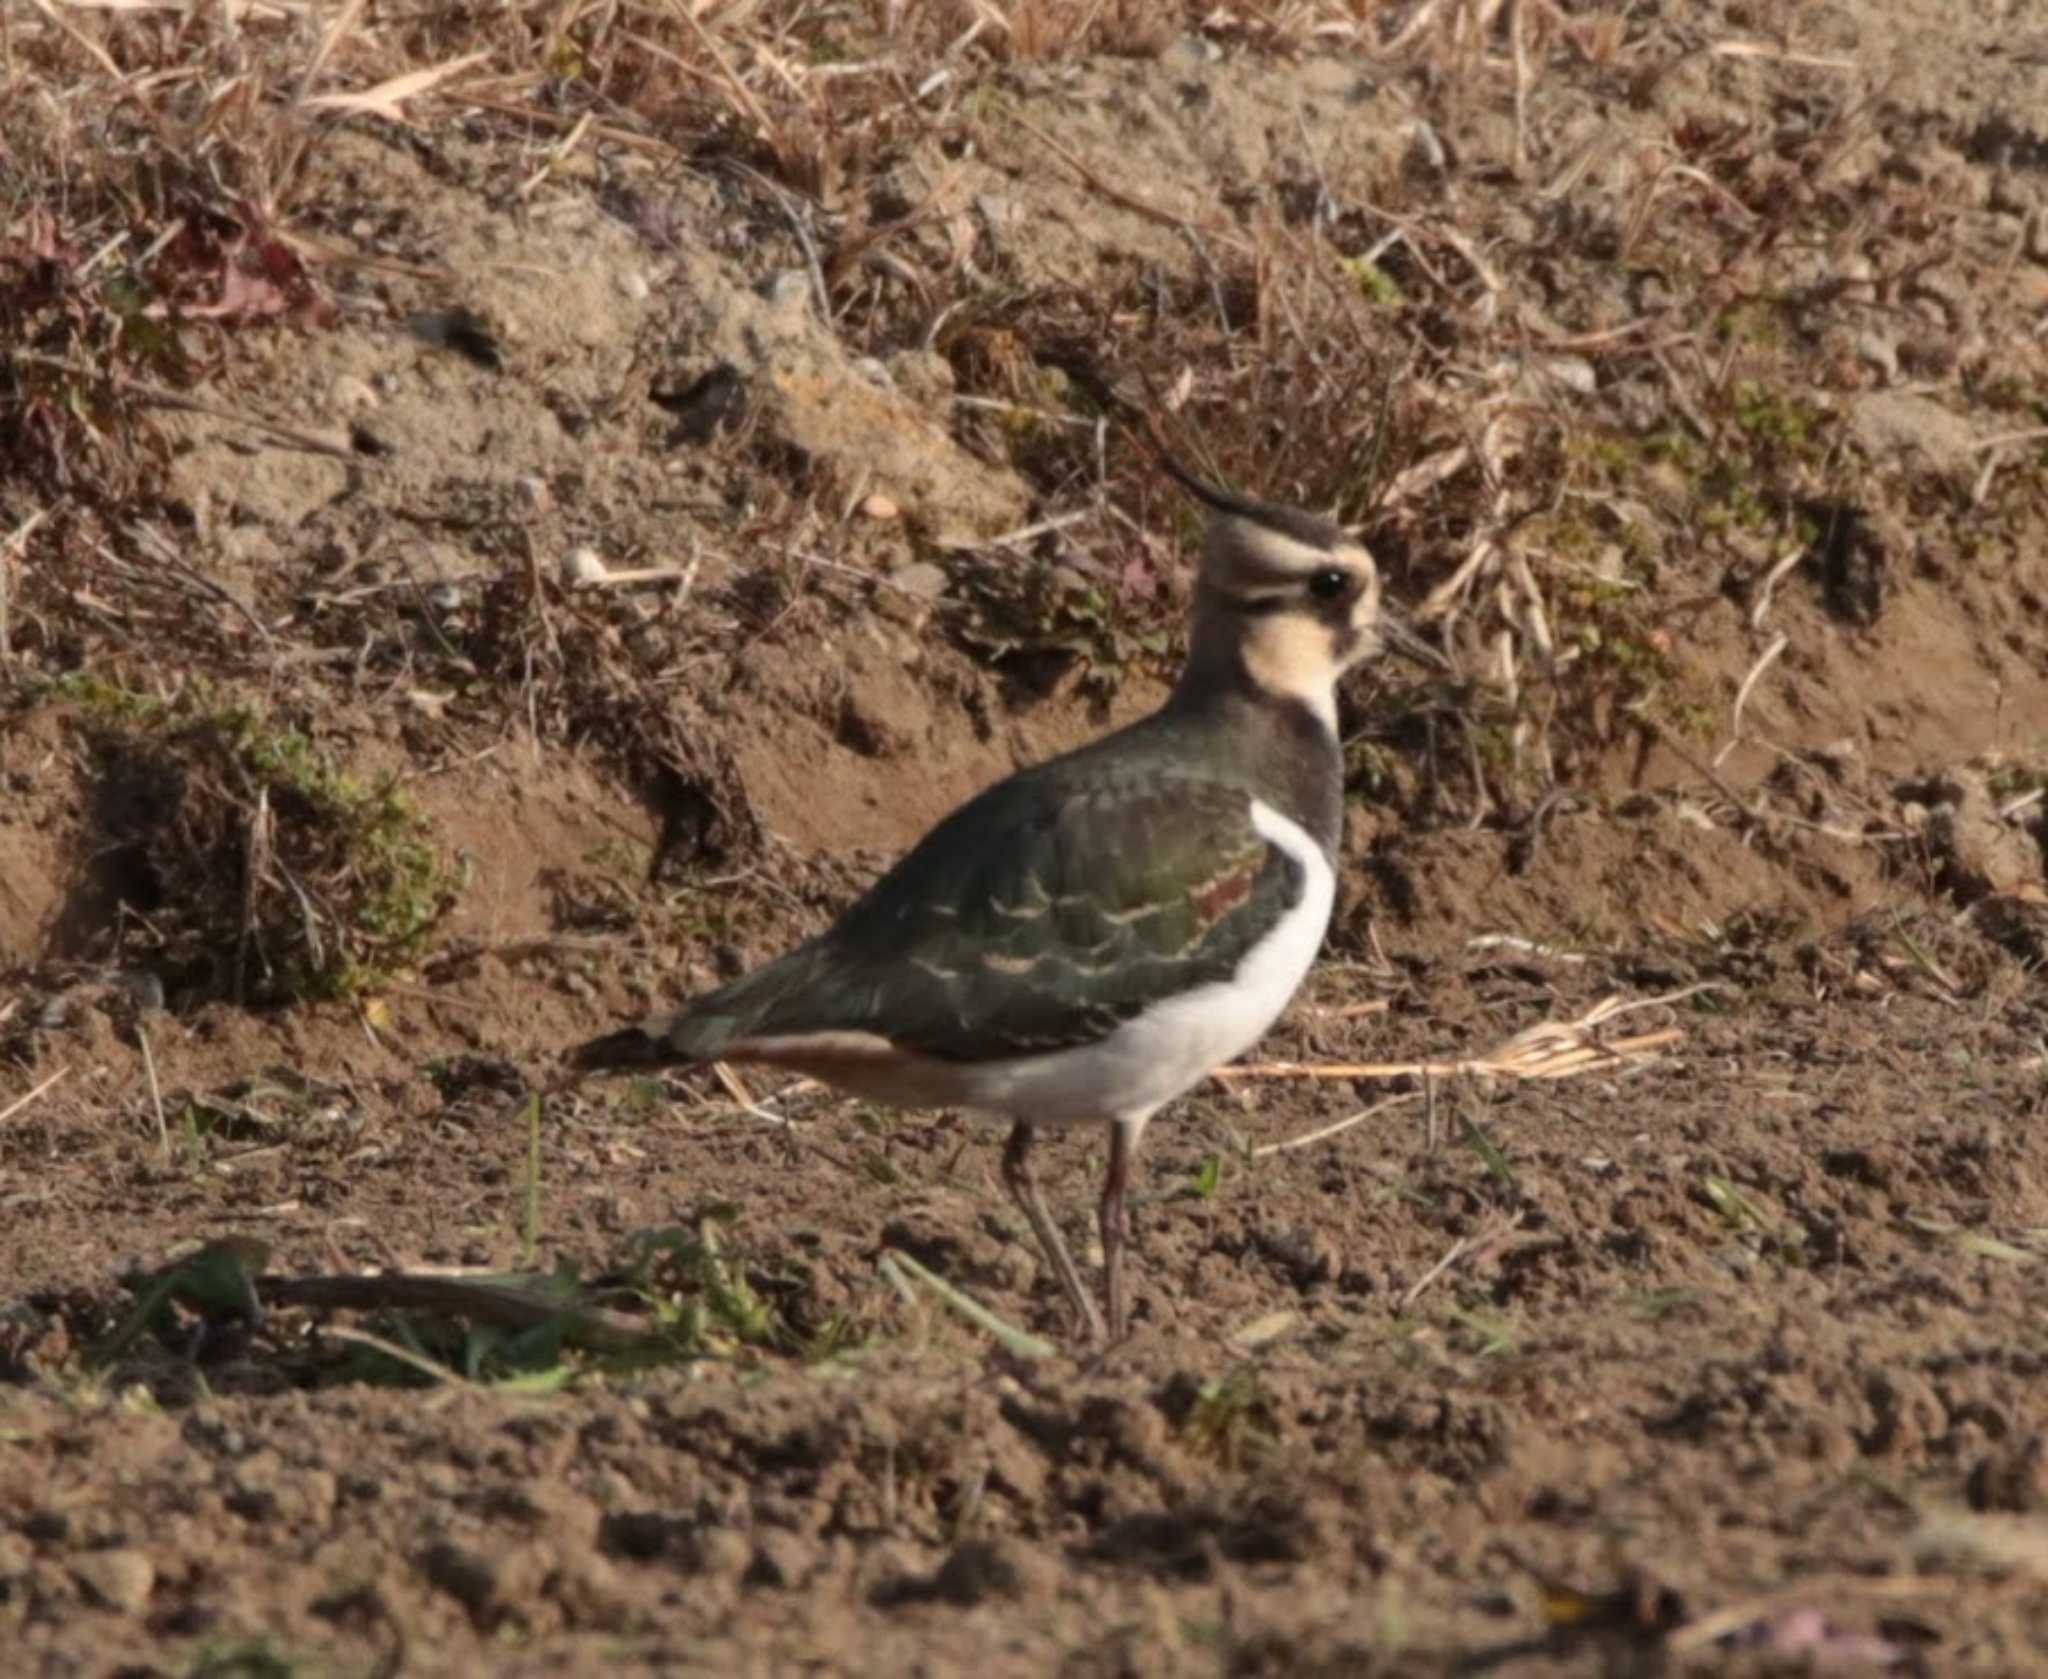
{"left": 662, "top": 696, "right": 1338, "bottom": 1071}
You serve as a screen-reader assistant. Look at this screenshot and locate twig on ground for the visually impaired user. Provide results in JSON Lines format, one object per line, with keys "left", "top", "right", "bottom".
{"left": 1400, "top": 1211, "right": 1524, "bottom": 1311}
{"left": 16, "top": 353, "right": 363, "bottom": 462}
{"left": 1010, "top": 115, "right": 1250, "bottom": 253}
{"left": 137, "top": 1025, "right": 170, "bottom": 1162}
{"left": 1251, "top": 1094, "right": 1419, "bottom": 1159}
{"left": 0, "top": 509, "right": 50, "bottom": 663}
{"left": 0, "top": 1066, "right": 72, "bottom": 1128}
{"left": 1224, "top": 988, "right": 1705, "bottom": 1086}
{"left": 1713, "top": 630, "right": 1787, "bottom": 769}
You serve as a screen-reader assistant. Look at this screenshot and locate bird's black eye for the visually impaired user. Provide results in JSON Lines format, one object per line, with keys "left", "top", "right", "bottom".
{"left": 1307, "top": 568, "right": 1348, "bottom": 602}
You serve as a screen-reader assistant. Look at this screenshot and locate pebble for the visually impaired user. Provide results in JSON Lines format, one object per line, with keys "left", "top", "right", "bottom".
{"left": 1854, "top": 332, "right": 1899, "bottom": 385}
{"left": 743, "top": 1531, "right": 809, "bottom": 1590}
{"left": 614, "top": 268, "right": 651, "bottom": 302}
{"left": 1836, "top": 252, "right": 1876, "bottom": 303}
{"left": 516, "top": 475, "right": 552, "bottom": 514}
{"left": 114, "top": 969, "right": 166, "bottom": 1012}
{"left": 757, "top": 268, "right": 813, "bottom": 323}
{"left": 1989, "top": 172, "right": 2035, "bottom": 219}
{"left": 1406, "top": 119, "right": 1449, "bottom": 175}
{"left": 74, "top": 1548, "right": 154, "bottom": 1614}
{"left": 560, "top": 546, "right": 608, "bottom": 587}
{"left": 330, "top": 373, "right": 379, "bottom": 415}
{"left": 886, "top": 561, "right": 949, "bottom": 601}
{"left": 2028, "top": 210, "right": 2048, "bottom": 266}
{"left": 693, "top": 1526, "right": 752, "bottom": 1580}
{"left": 860, "top": 492, "right": 900, "bottom": 521}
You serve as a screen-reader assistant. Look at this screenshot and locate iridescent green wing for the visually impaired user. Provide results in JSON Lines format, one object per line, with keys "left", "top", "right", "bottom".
{"left": 677, "top": 769, "right": 1306, "bottom": 1062}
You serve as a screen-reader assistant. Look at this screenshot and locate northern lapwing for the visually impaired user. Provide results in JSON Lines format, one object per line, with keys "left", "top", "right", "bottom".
{"left": 569, "top": 457, "right": 1427, "bottom": 1342}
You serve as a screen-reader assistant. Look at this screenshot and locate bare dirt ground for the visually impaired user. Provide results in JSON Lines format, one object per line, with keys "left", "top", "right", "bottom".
{"left": 6, "top": 1, "right": 2048, "bottom": 1674}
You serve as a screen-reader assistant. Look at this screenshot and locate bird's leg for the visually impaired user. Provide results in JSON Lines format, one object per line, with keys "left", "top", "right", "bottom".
{"left": 1099, "top": 1119, "right": 1142, "bottom": 1343}
{"left": 1000, "top": 1120, "right": 1103, "bottom": 1343}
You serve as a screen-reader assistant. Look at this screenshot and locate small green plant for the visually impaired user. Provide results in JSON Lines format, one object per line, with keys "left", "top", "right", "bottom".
{"left": 1731, "top": 379, "right": 1820, "bottom": 450}
{"left": 621, "top": 1219, "right": 782, "bottom": 1352}
{"left": 1444, "top": 1301, "right": 1519, "bottom": 1357}
{"left": 1180, "top": 1365, "right": 1276, "bottom": 1468}
{"left": 954, "top": 550, "right": 1173, "bottom": 676}
{"left": 1340, "top": 256, "right": 1404, "bottom": 307}
{"left": 1699, "top": 1172, "right": 1805, "bottom": 1262}
{"left": 186, "top": 1638, "right": 304, "bottom": 1679}
{"left": 1460, "top": 1114, "right": 1519, "bottom": 1194}
{"left": 60, "top": 679, "right": 455, "bottom": 1004}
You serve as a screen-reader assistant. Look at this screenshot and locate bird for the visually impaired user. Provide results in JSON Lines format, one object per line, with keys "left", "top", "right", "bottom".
{"left": 567, "top": 454, "right": 1429, "bottom": 1342}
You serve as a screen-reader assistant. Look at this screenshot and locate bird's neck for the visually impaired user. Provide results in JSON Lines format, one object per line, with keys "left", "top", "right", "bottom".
{"left": 1165, "top": 609, "right": 1345, "bottom": 858}
{"left": 1176, "top": 602, "right": 1339, "bottom": 733}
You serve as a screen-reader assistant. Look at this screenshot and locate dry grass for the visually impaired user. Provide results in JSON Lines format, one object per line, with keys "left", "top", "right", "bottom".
{"left": 3, "top": 0, "right": 2039, "bottom": 973}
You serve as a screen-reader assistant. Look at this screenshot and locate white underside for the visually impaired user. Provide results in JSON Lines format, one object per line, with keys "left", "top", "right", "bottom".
{"left": 894, "top": 799, "right": 1336, "bottom": 1128}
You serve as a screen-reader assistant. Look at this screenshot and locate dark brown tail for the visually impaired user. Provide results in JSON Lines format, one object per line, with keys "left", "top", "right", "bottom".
{"left": 566, "top": 1025, "right": 690, "bottom": 1074}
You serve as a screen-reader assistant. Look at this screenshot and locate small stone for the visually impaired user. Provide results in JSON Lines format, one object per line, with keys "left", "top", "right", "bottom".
{"left": 886, "top": 349, "right": 955, "bottom": 407}
{"left": 515, "top": 475, "right": 552, "bottom": 514}
{"left": 886, "top": 561, "right": 949, "bottom": 601}
{"left": 330, "top": 373, "right": 379, "bottom": 415}
{"left": 114, "top": 969, "right": 166, "bottom": 1012}
{"left": 614, "top": 268, "right": 651, "bottom": 302}
{"left": 1989, "top": 172, "right": 2035, "bottom": 219}
{"left": 2027, "top": 210, "right": 2048, "bottom": 267}
{"left": 758, "top": 268, "right": 812, "bottom": 323}
{"left": 693, "top": 1526, "right": 753, "bottom": 1580}
{"left": 860, "top": 492, "right": 900, "bottom": 521}
{"left": 560, "top": 546, "right": 608, "bottom": 587}
{"left": 1926, "top": 768, "right": 2039, "bottom": 896}
{"left": 1854, "top": 332, "right": 1898, "bottom": 385}
{"left": 1836, "top": 252, "right": 1876, "bottom": 302}
{"left": 1406, "top": 119, "right": 1449, "bottom": 176}
{"left": 1512, "top": 354, "right": 1595, "bottom": 397}
{"left": 1542, "top": 355, "right": 1597, "bottom": 394}
{"left": 74, "top": 1548, "right": 154, "bottom": 1614}
{"left": 743, "top": 1531, "right": 809, "bottom": 1591}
